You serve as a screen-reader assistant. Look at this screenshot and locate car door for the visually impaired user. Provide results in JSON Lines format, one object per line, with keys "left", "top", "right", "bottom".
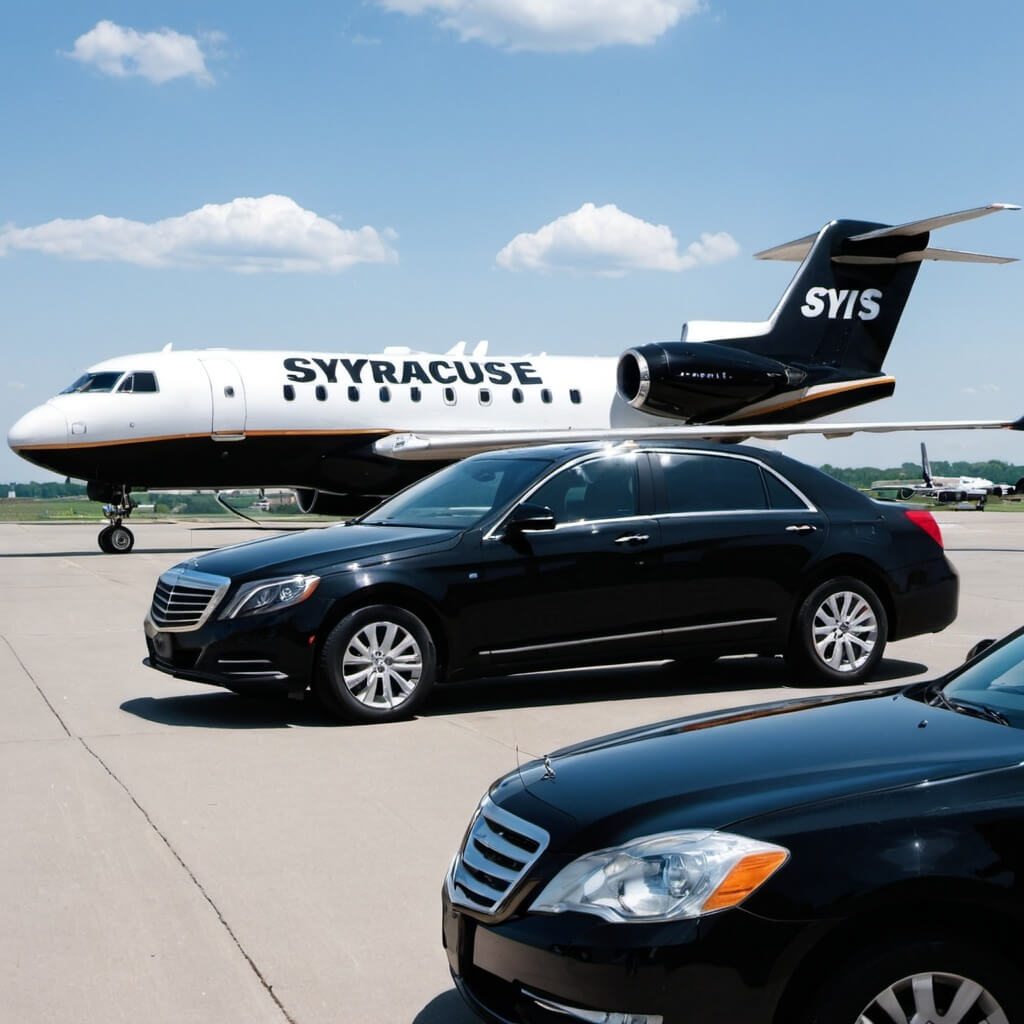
{"left": 476, "top": 451, "right": 663, "bottom": 669}
{"left": 649, "top": 450, "right": 827, "bottom": 651}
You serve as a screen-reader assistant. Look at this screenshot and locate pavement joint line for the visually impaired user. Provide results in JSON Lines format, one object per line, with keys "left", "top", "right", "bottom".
{"left": 77, "top": 735, "right": 297, "bottom": 1024}
{"left": 1, "top": 633, "right": 72, "bottom": 738}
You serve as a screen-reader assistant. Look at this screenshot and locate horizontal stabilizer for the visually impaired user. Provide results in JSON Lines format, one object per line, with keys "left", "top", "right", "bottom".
{"left": 755, "top": 203, "right": 1019, "bottom": 262}
{"left": 374, "top": 416, "right": 1024, "bottom": 461}
{"left": 754, "top": 232, "right": 818, "bottom": 262}
{"left": 847, "top": 203, "right": 1020, "bottom": 242}
{"left": 834, "top": 248, "right": 1017, "bottom": 265}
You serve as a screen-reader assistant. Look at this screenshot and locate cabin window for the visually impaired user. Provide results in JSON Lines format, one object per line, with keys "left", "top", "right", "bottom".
{"left": 512, "top": 388, "right": 524, "bottom": 404}
{"left": 569, "top": 388, "right": 581, "bottom": 404}
{"left": 410, "top": 386, "right": 422, "bottom": 403}
{"left": 479, "top": 388, "right": 492, "bottom": 406}
{"left": 380, "top": 386, "right": 391, "bottom": 402}
{"left": 118, "top": 371, "right": 159, "bottom": 393}
{"left": 224, "top": 386, "right": 235, "bottom": 398}
{"left": 315, "top": 385, "right": 327, "bottom": 402}
{"left": 283, "top": 385, "right": 295, "bottom": 401}
{"left": 541, "top": 388, "right": 553, "bottom": 404}
{"left": 348, "top": 386, "right": 360, "bottom": 402}
{"left": 61, "top": 371, "right": 123, "bottom": 394}
{"left": 443, "top": 387, "right": 456, "bottom": 406}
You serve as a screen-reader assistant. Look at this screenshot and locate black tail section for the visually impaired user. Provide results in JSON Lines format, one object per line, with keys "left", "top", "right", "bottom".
{"left": 735, "top": 203, "right": 1017, "bottom": 375}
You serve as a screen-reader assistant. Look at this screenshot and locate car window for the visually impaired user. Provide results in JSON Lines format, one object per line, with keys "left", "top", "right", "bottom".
{"left": 658, "top": 453, "right": 767, "bottom": 513}
{"left": 361, "top": 457, "right": 550, "bottom": 529}
{"left": 763, "top": 470, "right": 807, "bottom": 510}
{"left": 530, "top": 456, "right": 638, "bottom": 524}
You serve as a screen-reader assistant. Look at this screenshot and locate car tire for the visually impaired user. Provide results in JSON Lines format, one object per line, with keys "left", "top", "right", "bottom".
{"left": 316, "top": 605, "right": 437, "bottom": 724}
{"left": 786, "top": 576, "right": 887, "bottom": 685}
{"left": 800, "top": 934, "right": 1021, "bottom": 1024}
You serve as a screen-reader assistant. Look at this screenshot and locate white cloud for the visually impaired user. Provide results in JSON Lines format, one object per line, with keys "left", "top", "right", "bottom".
{"left": 496, "top": 203, "right": 738, "bottom": 276}
{"left": 376, "top": 0, "right": 703, "bottom": 51}
{"left": 64, "top": 20, "right": 219, "bottom": 84}
{"left": 0, "top": 195, "right": 399, "bottom": 274}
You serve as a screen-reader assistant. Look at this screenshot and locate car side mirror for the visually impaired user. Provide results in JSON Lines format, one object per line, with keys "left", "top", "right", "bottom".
{"left": 965, "top": 638, "right": 996, "bottom": 661}
{"left": 507, "top": 502, "right": 556, "bottom": 532}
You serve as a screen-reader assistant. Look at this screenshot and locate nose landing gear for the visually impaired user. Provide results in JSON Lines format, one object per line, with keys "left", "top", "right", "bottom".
{"left": 98, "top": 487, "right": 137, "bottom": 554}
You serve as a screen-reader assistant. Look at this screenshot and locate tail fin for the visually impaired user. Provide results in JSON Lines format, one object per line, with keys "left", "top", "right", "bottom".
{"left": 738, "top": 204, "right": 1018, "bottom": 374}
{"left": 921, "top": 442, "right": 933, "bottom": 487}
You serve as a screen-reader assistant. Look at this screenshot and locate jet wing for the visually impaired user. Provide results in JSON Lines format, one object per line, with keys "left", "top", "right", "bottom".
{"left": 373, "top": 417, "right": 1024, "bottom": 461}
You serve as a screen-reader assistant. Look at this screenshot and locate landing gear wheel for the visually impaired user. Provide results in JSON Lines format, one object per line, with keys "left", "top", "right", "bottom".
{"left": 97, "top": 526, "right": 114, "bottom": 553}
{"left": 786, "top": 576, "right": 886, "bottom": 685}
{"left": 107, "top": 524, "right": 134, "bottom": 553}
{"left": 316, "top": 605, "right": 437, "bottom": 723}
{"left": 799, "top": 935, "right": 1020, "bottom": 1024}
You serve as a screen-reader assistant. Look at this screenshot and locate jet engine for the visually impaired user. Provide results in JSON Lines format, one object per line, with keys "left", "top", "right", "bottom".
{"left": 617, "top": 342, "right": 805, "bottom": 421}
{"left": 294, "top": 488, "right": 382, "bottom": 517}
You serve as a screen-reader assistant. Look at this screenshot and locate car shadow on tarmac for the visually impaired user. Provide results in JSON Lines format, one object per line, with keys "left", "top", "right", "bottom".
{"left": 412, "top": 989, "right": 478, "bottom": 1024}
{"left": 118, "top": 656, "right": 929, "bottom": 729}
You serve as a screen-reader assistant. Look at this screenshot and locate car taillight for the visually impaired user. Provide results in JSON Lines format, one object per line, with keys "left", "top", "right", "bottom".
{"left": 905, "top": 508, "right": 943, "bottom": 548}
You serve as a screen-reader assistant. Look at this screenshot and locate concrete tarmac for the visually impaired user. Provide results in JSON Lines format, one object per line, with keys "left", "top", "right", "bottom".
{"left": 1, "top": 513, "right": 1021, "bottom": 1024}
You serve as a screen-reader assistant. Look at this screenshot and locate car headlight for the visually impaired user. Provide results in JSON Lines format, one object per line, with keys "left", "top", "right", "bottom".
{"left": 530, "top": 830, "right": 788, "bottom": 923}
{"left": 221, "top": 575, "right": 320, "bottom": 619}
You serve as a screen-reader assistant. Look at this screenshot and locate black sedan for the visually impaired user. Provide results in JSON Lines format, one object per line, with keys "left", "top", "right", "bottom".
{"left": 443, "top": 629, "right": 1024, "bottom": 1024}
{"left": 143, "top": 440, "right": 957, "bottom": 722}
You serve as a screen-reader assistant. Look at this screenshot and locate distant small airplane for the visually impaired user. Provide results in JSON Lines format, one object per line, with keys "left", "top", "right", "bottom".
{"left": 872, "top": 442, "right": 1023, "bottom": 508}
{"left": 7, "top": 202, "right": 1022, "bottom": 552}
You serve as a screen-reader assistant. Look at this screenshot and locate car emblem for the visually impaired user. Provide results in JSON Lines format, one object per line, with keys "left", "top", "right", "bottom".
{"left": 541, "top": 755, "right": 556, "bottom": 780}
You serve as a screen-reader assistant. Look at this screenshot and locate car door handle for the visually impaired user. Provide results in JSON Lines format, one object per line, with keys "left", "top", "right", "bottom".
{"left": 785, "top": 524, "right": 817, "bottom": 533}
{"left": 614, "top": 533, "right": 650, "bottom": 545}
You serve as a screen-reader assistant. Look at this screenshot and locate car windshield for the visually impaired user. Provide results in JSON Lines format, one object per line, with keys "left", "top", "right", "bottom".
{"left": 60, "top": 371, "right": 123, "bottom": 393}
{"left": 932, "top": 629, "right": 1024, "bottom": 728}
{"left": 359, "top": 457, "right": 552, "bottom": 529}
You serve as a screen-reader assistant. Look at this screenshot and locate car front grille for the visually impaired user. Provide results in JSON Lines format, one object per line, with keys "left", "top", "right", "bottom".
{"left": 449, "top": 796, "right": 549, "bottom": 915}
{"left": 149, "top": 568, "right": 230, "bottom": 632}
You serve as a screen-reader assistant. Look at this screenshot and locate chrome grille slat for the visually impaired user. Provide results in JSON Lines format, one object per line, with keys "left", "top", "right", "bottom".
{"left": 461, "top": 843, "right": 521, "bottom": 883}
{"left": 448, "top": 796, "right": 549, "bottom": 916}
{"left": 147, "top": 568, "right": 231, "bottom": 633}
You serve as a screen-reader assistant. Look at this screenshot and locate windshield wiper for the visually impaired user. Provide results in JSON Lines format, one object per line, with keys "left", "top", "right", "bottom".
{"left": 928, "top": 686, "right": 1010, "bottom": 726}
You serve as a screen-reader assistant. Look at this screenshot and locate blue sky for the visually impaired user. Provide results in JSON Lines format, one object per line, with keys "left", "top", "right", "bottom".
{"left": 2, "top": 1, "right": 1022, "bottom": 482}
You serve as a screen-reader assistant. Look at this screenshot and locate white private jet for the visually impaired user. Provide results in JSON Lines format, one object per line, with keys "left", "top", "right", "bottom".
{"left": 873, "top": 442, "right": 1022, "bottom": 508}
{"left": 8, "top": 203, "right": 1022, "bottom": 552}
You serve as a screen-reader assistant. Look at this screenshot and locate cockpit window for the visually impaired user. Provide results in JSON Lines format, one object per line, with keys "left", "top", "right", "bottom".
{"left": 60, "top": 372, "right": 123, "bottom": 394}
{"left": 118, "top": 372, "right": 159, "bottom": 393}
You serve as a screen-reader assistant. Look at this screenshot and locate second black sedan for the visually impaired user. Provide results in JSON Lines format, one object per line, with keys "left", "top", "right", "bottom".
{"left": 443, "top": 628, "right": 1024, "bottom": 1024}
{"left": 143, "top": 441, "right": 957, "bottom": 722}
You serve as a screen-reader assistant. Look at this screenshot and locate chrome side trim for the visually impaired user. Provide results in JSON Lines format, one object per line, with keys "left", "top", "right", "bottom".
{"left": 522, "top": 989, "right": 663, "bottom": 1024}
{"left": 480, "top": 616, "right": 777, "bottom": 657}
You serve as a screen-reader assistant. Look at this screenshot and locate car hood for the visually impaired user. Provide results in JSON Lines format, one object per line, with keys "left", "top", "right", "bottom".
{"left": 500, "top": 688, "right": 1024, "bottom": 843}
{"left": 188, "top": 523, "right": 461, "bottom": 578}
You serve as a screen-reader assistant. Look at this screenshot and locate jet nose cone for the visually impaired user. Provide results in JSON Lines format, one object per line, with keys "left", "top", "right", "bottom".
{"left": 8, "top": 403, "right": 68, "bottom": 451}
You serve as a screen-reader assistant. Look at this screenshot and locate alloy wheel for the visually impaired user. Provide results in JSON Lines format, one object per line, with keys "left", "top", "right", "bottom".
{"left": 341, "top": 621, "right": 424, "bottom": 710}
{"left": 811, "top": 590, "right": 877, "bottom": 673}
{"left": 857, "top": 970, "right": 1009, "bottom": 1024}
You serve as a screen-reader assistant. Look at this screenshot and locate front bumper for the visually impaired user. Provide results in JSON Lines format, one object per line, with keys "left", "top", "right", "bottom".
{"left": 143, "top": 601, "right": 324, "bottom": 697}
{"left": 442, "top": 881, "right": 821, "bottom": 1024}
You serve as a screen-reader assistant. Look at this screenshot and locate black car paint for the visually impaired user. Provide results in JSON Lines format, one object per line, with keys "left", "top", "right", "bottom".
{"left": 143, "top": 441, "right": 957, "bottom": 697}
{"left": 443, "top": 661, "right": 1024, "bottom": 1024}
